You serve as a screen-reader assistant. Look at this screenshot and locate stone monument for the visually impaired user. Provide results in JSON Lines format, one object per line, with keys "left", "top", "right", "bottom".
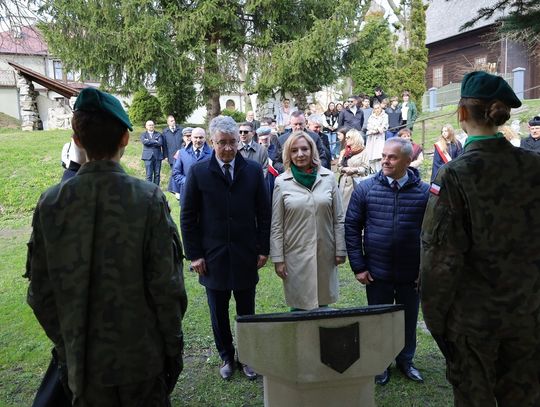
{"left": 236, "top": 305, "right": 404, "bottom": 407}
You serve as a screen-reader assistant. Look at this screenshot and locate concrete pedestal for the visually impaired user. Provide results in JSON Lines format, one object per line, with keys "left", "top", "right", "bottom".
{"left": 236, "top": 305, "right": 404, "bottom": 407}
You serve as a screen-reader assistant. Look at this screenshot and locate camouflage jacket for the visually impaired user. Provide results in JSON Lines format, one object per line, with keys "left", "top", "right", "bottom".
{"left": 26, "top": 160, "right": 187, "bottom": 396}
{"left": 420, "top": 138, "right": 540, "bottom": 338}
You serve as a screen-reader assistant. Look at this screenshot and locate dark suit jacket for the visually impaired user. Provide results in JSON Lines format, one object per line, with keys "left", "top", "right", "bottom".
{"left": 162, "top": 126, "right": 183, "bottom": 164}
{"left": 141, "top": 131, "right": 164, "bottom": 160}
{"left": 180, "top": 152, "right": 271, "bottom": 290}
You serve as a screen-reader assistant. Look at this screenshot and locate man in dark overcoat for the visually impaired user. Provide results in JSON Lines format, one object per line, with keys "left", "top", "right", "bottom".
{"left": 181, "top": 115, "right": 271, "bottom": 381}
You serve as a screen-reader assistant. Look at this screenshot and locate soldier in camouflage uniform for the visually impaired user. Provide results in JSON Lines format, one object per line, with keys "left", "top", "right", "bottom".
{"left": 420, "top": 71, "right": 540, "bottom": 407}
{"left": 26, "top": 88, "right": 188, "bottom": 406}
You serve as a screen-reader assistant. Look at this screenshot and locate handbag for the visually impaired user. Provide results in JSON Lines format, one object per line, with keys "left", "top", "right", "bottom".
{"left": 31, "top": 349, "right": 72, "bottom": 407}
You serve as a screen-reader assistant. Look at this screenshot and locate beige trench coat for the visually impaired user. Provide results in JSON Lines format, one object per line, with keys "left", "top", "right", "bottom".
{"left": 270, "top": 167, "right": 347, "bottom": 310}
{"left": 337, "top": 150, "right": 370, "bottom": 210}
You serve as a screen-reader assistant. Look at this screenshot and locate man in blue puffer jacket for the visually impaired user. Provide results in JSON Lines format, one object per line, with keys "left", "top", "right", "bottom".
{"left": 345, "top": 137, "right": 429, "bottom": 386}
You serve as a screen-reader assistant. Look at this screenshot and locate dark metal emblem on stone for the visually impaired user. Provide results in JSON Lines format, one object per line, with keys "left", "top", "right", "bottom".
{"left": 319, "top": 322, "right": 360, "bottom": 373}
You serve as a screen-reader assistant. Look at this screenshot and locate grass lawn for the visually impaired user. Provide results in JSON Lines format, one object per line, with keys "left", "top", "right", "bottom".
{"left": 1, "top": 102, "right": 537, "bottom": 406}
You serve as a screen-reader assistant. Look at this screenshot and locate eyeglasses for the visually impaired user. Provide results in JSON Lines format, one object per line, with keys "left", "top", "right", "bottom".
{"left": 239, "top": 130, "right": 250, "bottom": 134}
{"left": 214, "top": 140, "right": 238, "bottom": 148}
{"left": 348, "top": 100, "right": 355, "bottom": 103}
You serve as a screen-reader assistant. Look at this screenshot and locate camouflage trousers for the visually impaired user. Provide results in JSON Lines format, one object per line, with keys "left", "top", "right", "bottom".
{"left": 73, "top": 373, "right": 171, "bottom": 407}
{"left": 445, "top": 334, "right": 540, "bottom": 407}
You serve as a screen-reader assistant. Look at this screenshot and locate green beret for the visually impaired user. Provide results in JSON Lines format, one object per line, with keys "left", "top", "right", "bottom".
{"left": 256, "top": 126, "right": 272, "bottom": 136}
{"left": 74, "top": 88, "right": 133, "bottom": 131}
{"left": 461, "top": 71, "right": 521, "bottom": 108}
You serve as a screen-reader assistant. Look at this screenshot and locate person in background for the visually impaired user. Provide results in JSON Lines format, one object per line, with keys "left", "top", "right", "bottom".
{"left": 346, "top": 137, "right": 429, "bottom": 386}
{"left": 500, "top": 125, "right": 521, "bottom": 147}
{"left": 420, "top": 70, "right": 540, "bottom": 407}
{"left": 238, "top": 122, "right": 268, "bottom": 176}
{"left": 61, "top": 136, "right": 88, "bottom": 182}
{"left": 336, "top": 126, "right": 349, "bottom": 160}
{"left": 364, "top": 102, "right": 388, "bottom": 172}
{"left": 172, "top": 127, "right": 212, "bottom": 205}
{"left": 140, "top": 120, "right": 164, "bottom": 185}
{"left": 338, "top": 129, "right": 370, "bottom": 210}
{"left": 308, "top": 115, "right": 332, "bottom": 167}
{"left": 323, "top": 102, "right": 340, "bottom": 159}
{"left": 520, "top": 116, "right": 540, "bottom": 152}
{"left": 371, "top": 86, "right": 387, "bottom": 107}
{"left": 338, "top": 96, "right": 364, "bottom": 132}
{"left": 270, "top": 131, "right": 346, "bottom": 311}
{"left": 400, "top": 91, "right": 418, "bottom": 130}
{"left": 162, "top": 115, "right": 183, "bottom": 170}
{"left": 431, "top": 124, "right": 463, "bottom": 182}
{"left": 181, "top": 127, "right": 193, "bottom": 148}
{"left": 245, "top": 111, "right": 260, "bottom": 133}
{"left": 360, "top": 97, "right": 373, "bottom": 139}
{"left": 26, "top": 88, "right": 187, "bottom": 406}
{"left": 336, "top": 103, "right": 343, "bottom": 113}
{"left": 398, "top": 128, "right": 424, "bottom": 169}
{"left": 276, "top": 98, "right": 295, "bottom": 129}
{"left": 385, "top": 96, "right": 402, "bottom": 139}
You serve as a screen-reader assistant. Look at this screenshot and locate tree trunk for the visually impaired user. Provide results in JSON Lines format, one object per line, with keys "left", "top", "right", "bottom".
{"left": 204, "top": 34, "right": 222, "bottom": 121}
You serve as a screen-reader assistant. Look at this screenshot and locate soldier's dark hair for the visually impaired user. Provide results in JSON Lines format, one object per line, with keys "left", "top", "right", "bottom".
{"left": 72, "top": 110, "right": 128, "bottom": 160}
{"left": 261, "top": 117, "right": 273, "bottom": 125}
{"left": 459, "top": 98, "right": 511, "bottom": 127}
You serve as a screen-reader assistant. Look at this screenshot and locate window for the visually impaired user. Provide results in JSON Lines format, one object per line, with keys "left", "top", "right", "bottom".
{"left": 433, "top": 65, "right": 443, "bottom": 88}
{"left": 66, "top": 71, "right": 75, "bottom": 81}
{"left": 475, "top": 56, "right": 487, "bottom": 67}
{"left": 53, "top": 61, "right": 63, "bottom": 80}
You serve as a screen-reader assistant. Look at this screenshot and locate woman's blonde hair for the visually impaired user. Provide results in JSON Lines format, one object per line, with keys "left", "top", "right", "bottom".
{"left": 282, "top": 131, "right": 320, "bottom": 170}
{"left": 345, "top": 129, "right": 365, "bottom": 150}
{"left": 437, "top": 124, "right": 457, "bottom": 153}
{"left": 499, "top": 125, "right": 519, "bottom": 141}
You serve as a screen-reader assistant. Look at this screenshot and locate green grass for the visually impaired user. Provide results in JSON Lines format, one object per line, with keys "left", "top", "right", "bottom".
{"left": 0, "top": 125, "right": 459, "bottom": 406}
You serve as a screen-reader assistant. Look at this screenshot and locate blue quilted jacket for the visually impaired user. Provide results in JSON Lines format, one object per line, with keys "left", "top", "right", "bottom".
{"left": 345, "top": 168, "right": 429, "bottom": 283}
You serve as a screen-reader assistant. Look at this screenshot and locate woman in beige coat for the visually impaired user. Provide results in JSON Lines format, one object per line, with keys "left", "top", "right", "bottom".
{"left": 270, "top": 131, "right": 347, "bottom": 311}
{"left": 337, "top": 129, "right": 370, "bottom": 210}
{"left": 364, "top": 102, "right": 388, "bottom": 172}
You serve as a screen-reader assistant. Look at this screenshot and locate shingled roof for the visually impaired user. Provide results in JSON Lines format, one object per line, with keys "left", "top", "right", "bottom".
{"left": 426, "top": 0, "right": 505, "bottom": 44}
{"left": 0, "top": 26, "right": 48, "bottom": 55}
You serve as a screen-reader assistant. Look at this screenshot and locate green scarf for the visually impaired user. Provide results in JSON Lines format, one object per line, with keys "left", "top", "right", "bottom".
{"left": 291, "top": 164, "right": 317, "bottom": 190}
{"left": 464, "top": 132, "right": 504, "bottom": 148}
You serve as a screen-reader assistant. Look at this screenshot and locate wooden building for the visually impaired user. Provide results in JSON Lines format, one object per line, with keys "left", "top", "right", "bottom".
{"left": 425, "top": 0, "right": 540, "bottom": 99}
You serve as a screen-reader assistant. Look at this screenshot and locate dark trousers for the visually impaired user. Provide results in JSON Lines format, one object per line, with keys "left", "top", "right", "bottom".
{"left": 366, "top": 279, "right": 419, "bottom": 365}
{"left": 73, "top": 373, "right": 170, "bottom": 407}
{"left": 446, "top": 334, "right": 540, "bottom": 407}
{"left": 144, "top": 158, "right": 161, "bottom": 185}
{"left": 205, "top": 286, "right": 256, "bottom": 363}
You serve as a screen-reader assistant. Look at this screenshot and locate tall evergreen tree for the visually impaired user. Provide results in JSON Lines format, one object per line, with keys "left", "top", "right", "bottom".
{"left": 37, "top": 0, "right": 370, "bottom": 119}
{"left": 390, "top": 0, "right": 427, "bottom": 111}
{"left": 344, "top": 12, "right": 396, "bottom": 96}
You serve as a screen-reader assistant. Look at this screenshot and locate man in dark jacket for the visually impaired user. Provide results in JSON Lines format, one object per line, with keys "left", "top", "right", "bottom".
{"left": 338, "top": 95, "right": 364, "bottom": 131}
{"left": 521, "top": 116, "right": 540, "bottom": 152}
{"left": 276, "top": 110, "right": 330, "bottom": 169}
{"left": 181, "top": 115, "right": 271, "bottom": 381}
{"left": 345, "top": 137, "right": 429, "bottom": 386}
{"left": 162, "top": 115, "right": 183, "bottom": 169}
{"left": 140, "top": 120, "right": 163, "bottom": 185}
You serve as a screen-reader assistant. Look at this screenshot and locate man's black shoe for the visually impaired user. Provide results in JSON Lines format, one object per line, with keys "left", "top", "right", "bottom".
{"left": 219, "top": 361, "right": 235, "bottom": 380}
{"left": 374, "top": 369, "right": 390, "bottom": 386}
{"left": 397, "top": 363, "right": 424, "bottom": 383}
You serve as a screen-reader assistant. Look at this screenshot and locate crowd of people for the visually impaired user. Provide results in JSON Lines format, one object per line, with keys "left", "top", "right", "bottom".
{"left": 30, "top": 73, "right": 540, "bottom": 406}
